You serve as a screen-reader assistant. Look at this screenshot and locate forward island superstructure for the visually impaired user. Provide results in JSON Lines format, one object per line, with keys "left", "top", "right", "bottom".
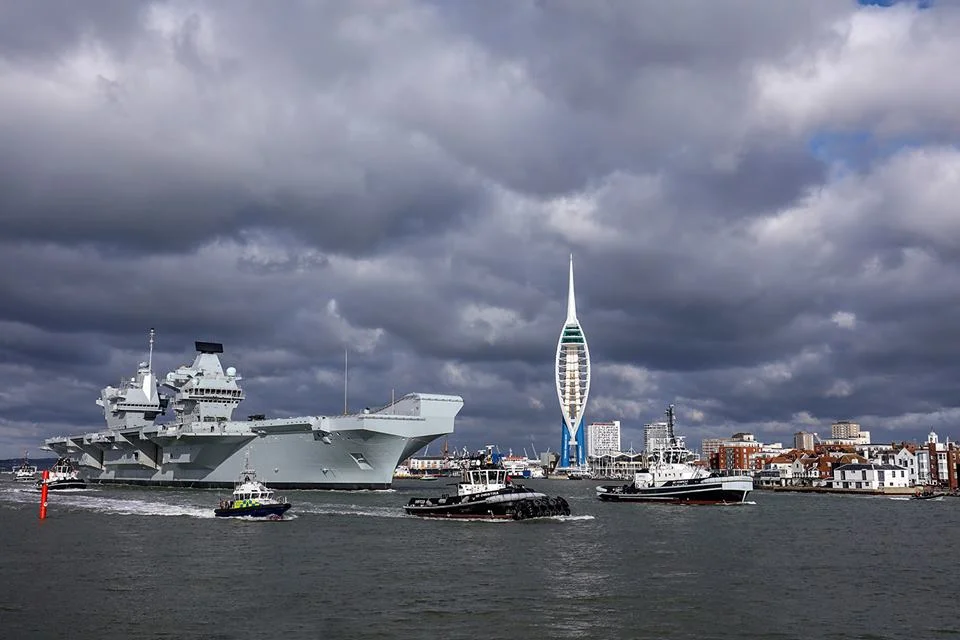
{"left": 42, "top": 332, "right": 463, "bottom": 489}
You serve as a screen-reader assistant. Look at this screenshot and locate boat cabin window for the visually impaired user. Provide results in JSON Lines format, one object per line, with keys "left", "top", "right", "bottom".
{"left": 468, "top": 470, "right": 506, "bottom": 484}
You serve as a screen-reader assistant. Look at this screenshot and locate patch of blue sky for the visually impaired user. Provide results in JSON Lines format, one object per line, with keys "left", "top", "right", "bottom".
{"left": 807, "top": 130, "right": 942, "bottom": 176}
{"left": 857, "top": 0, "right": 934, "bottom": 8}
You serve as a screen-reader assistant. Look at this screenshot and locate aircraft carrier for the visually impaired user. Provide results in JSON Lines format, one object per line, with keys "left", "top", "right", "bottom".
{"left": 42, "top": 332, "right": 463, "bottom": 489}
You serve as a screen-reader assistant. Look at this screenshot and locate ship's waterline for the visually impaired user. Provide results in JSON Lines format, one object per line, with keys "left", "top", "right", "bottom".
{"left": 43, "top": 335, "right": 463, "bottom": 489}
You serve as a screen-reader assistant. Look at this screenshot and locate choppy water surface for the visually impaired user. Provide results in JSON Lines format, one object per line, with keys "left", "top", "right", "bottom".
{"left": 1, "top": 479, "right": 958, "bottom": 640}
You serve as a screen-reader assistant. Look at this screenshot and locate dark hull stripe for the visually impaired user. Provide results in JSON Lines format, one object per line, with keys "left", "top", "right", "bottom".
{"left": 215, "top": 504, "right": 291, "bottom": 518}
{"left": 598, "top": 488, "right": 749, "bottom": 504}
{"left": 40, "top": 482, "right": 88, "bottom": 490}
{"left": 88, "top": 478, "right": 391, "bottom": 490}
{"left": 405, "top": 512, "right": 515, "bottom": 520}
{"left": 405, "top": 492, "right": 570, "bottom": 519}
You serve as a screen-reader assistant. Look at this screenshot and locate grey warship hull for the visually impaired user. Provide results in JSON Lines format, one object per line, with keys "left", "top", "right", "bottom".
{"left": 42, "top": 336, "right": 463, "bottom": 490}
{"left": 44, "top": 395, "right": 462, "bottom": 489}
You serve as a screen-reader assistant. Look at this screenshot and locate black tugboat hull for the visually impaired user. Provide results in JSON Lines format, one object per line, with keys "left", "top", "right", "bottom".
{"left": 214, "top": 503, "right": 292, "bottom": 519}
{"left": 596, "top": 480, "right": 752, "bottom": 505}
{"left": 37, "top": 480, "right": 88, "bottom": 491}
{"left": 405, "top": 488, "right": 571, "bottom": 520}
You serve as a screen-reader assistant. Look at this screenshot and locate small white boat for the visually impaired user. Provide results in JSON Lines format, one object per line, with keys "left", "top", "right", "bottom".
{"left": 13, "top": 453, "right": 38, "bottom": 483}
{"left": 596, "top": 405, "right": 752, "bottom": 505}
{"left": 911, "top": 492, "right": 945, "bottom": 501}
{"left": 392, "top": 465, "right": 415, "bottom": 479}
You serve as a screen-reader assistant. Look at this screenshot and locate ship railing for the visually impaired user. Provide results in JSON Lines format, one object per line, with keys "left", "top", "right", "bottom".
{"left": 711, "top": 468, "right": 755, "bottom": 477}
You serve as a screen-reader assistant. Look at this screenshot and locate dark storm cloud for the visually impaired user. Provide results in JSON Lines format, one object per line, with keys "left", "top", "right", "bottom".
{"left": 2, "top": 0, "right": 960, "bottom": 457}
{"left": 0, "top": 0, "right": 490, "bottom": 255}
{"left": 0, "top": 0, "right": 152, "bottom": 61}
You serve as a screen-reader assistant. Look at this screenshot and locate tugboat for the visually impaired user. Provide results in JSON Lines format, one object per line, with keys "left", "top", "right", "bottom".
{"left": 405, "top": 448, "right": 571, "bottom": 520}
{"left": 13, "top": 451, "right": 38, "bottom": 483}
{"left": 215, "top": 459, "right": 291, "bottom": 520}
{"left": 596, "top": 405, "right": 753, "bottom": 505}
{"left": 35, "top": 457, "right": 87, "bottom": 490}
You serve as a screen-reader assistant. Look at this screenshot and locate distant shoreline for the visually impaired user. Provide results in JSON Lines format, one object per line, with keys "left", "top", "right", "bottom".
{"left": 0, "top": 457, "right": 58, "bottom": 470}
{"left": 756, "top": 485, "right": 953, "bottom": 496}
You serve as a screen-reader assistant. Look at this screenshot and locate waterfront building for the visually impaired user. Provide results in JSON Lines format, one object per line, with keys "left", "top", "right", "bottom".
{"left": 588, "top": 421, "right": 621, "bottom": 457}
{"left": 832, "top": 463, "right": 909, "bottom": 490}
{"left": 832, "top": 420, "right": 860, "bottom": 439}
{"left": 707, "top": 433, "right": 762, "bottom": 471}
{"left": 406, "top": 456, "right": 460, "bottom": 474}
{"left": 870, "top": 444, "right": 921, "bottom": 486}
{"left": 645, "top": 422, "right": 672, "bottom": 454}
{"left": 794, "top": 431, "right": 815, "bottom": 451}
{"left": 758, "top": 451, "right": 821, "bottom": 487}
{"left": 925, "top": 431, "right": 960, "bottom": 490}
{"left": 701, "top": 437, "right": 724, "bottom": 460}
{"left": 588, "top": 451, "right": 645, "bottom": 480}
{"left": 828, "top": 420, "right": 870, "bottom": 444}
{"left": 555, "top": 255, "right": 591, "bottom": 468}
{"left": 894, "top": 446, "right": 919, "bottom": 486}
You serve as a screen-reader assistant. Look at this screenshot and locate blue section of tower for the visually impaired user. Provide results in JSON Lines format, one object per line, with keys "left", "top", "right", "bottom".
{"left": 559, "top": 416, "right": 586, "bottom": 468}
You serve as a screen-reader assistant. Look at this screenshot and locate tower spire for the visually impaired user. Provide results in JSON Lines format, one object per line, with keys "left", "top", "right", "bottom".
{"left": 566, "top": 253, "right": 578, "bottom": 323}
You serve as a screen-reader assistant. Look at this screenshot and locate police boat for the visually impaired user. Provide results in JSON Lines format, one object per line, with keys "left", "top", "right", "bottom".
{"left": 215, "top": 461, "right": 291, "bottom": 520}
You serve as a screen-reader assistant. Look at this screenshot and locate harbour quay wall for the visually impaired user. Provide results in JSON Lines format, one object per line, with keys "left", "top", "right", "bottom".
{"left": 757, "top": 485, "right": 916, "bottom": 496}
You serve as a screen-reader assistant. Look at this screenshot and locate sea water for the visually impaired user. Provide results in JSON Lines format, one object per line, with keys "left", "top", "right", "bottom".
{"left": 1, "top": 479, "right": 957, "bottom": 639}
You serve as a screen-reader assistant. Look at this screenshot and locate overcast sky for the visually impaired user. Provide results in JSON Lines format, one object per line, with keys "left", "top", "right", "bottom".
{"left": 2, "top": 0, "right": 959, "bottom": 459}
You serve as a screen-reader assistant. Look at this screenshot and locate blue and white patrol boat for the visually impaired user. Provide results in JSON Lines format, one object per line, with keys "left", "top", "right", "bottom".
{"left": 215, "top": 460, "right": 291, "bottom": 520}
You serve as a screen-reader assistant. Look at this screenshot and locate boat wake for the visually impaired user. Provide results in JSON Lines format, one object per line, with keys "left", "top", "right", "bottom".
{"left": 297, "top": 503, "right": 409, "bottom": 519}
{"left": 299, "top": 488, "right": 397, "bottom": 494}
{"left": 52, "top": 494, "right": 216, "bottom": 518}
{"left": 0, "top": 485, "right": 213, "bottom": 518}
{"left": 222, "top": 513, "right": 299, "bottom": 522}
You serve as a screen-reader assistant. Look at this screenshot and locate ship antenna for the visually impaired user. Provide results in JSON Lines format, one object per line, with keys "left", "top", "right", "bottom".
{"left": 147, "top": 328, "right": 156, "bottom": 372}
{"left": 343, "top": 348, "right": 348, "bottom": 415}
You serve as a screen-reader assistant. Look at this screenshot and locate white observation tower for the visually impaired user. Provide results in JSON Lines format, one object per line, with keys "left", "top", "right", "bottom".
{"left": 555, "top": 254, "right": 590, "bottom": 468}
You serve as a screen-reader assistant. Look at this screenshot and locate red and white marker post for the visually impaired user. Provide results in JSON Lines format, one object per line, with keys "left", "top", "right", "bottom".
{"left": 39, "top": 469, "right": 49, "bottom": 520}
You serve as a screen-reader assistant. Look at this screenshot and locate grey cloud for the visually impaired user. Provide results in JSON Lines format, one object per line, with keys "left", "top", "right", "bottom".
{"left": 0, "top": 0, "right": 153, "bottom": 61}
{"left": 2, "top": 1, "right": 960, "bottom": 458}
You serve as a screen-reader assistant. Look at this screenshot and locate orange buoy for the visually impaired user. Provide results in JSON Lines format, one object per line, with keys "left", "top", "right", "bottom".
{"left": 39, "top": 469, "right": 49, "bottom": 520}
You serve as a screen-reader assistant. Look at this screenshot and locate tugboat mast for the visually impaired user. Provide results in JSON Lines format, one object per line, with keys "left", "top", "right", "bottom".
{"left": 665, "top": 404, "right": 677, "bottom": 445}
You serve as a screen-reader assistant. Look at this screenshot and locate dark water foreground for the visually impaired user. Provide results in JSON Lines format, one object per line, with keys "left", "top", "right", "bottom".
{"left": 1, "top": 478, "right": 957, "bottom": 640}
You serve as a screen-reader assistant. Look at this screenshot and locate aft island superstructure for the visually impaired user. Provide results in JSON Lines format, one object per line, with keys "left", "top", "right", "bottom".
{"left": 42, "top": 332, "right": 463, "bottom": 489}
